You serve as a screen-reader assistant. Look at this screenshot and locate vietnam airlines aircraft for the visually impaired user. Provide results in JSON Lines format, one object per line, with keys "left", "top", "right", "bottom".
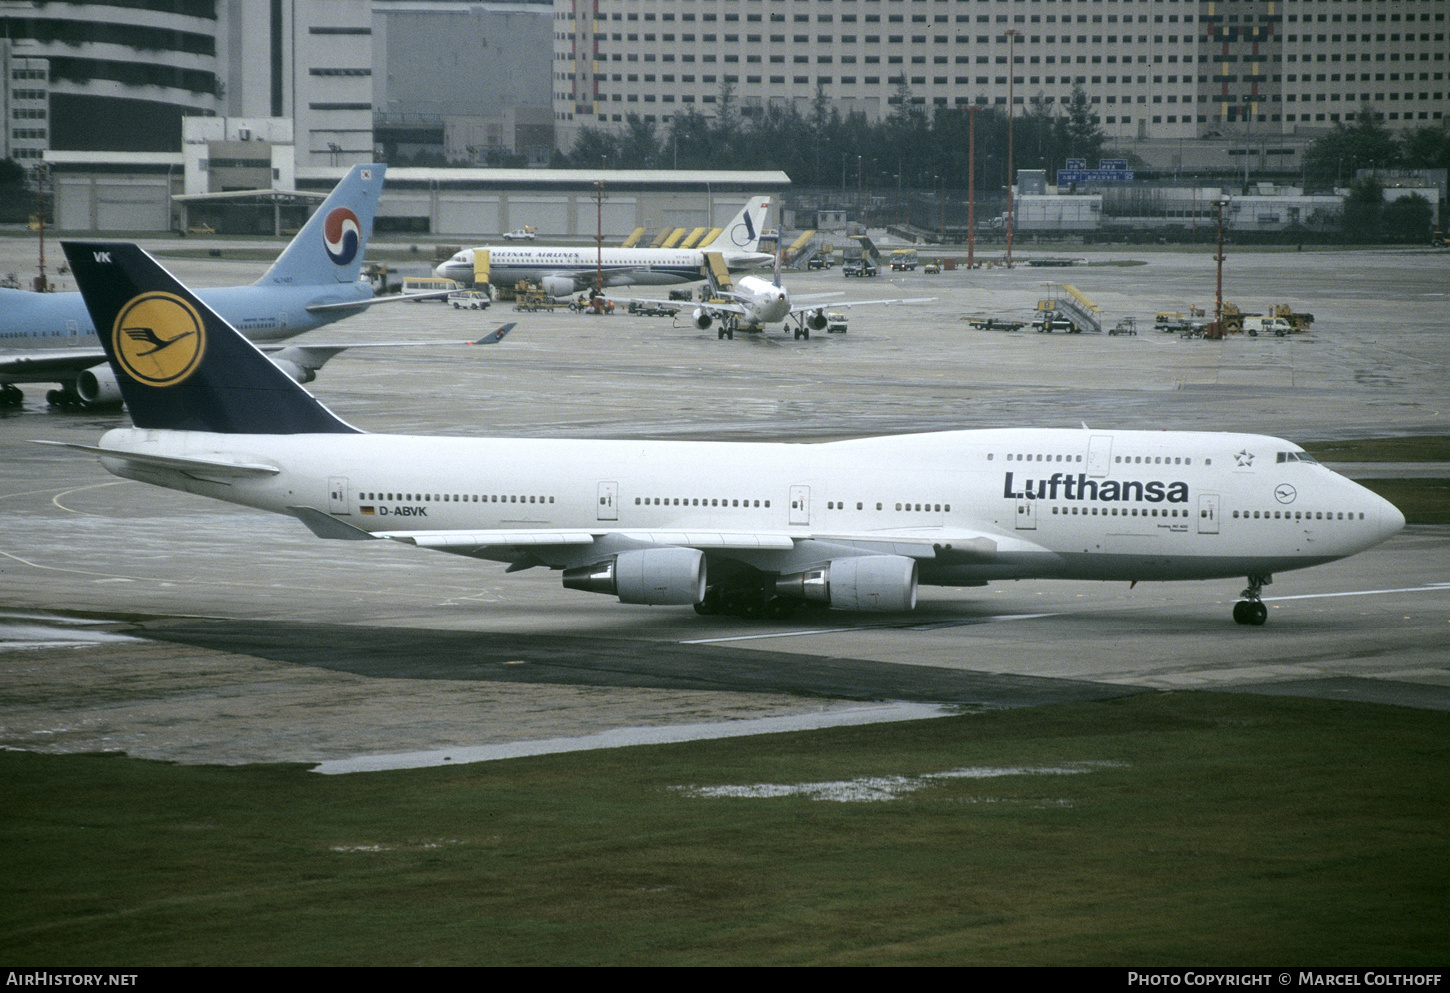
{"left": 0, "top": 163, "right": 427, "bottom": 410}
{"left": 50, "top": 240, "right": 1405, "bottom": 627}
{"left": 432, "top": 197, "right": 774, "bottom": 297}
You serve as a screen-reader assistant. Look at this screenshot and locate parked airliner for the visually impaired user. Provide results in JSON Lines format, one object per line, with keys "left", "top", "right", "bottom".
{"left": 50, "top": 240, "right": 1404, "bottom": 626}
{"left": 0, "top": 164, "right": 434, "bottom": 409}
{"left": 624, "top": 254, "right": 932, "bottom": 339}
{"left": 432, "top": 197, "right": 773, "bottom": 297}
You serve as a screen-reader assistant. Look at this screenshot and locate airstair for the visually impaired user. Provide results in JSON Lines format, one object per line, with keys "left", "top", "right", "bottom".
{"left": 783, "top": 229, "right": 820, "bottom": 267}
{"left": 1035, "top": 283, "right": 1104, "bottom": 334}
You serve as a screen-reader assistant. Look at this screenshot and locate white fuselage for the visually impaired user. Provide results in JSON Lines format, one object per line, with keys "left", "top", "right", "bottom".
{"left": 434, "top": 247, "right": 773, "bottom": 291}
{"left": 93, "top": 425, "right": 1404, "bottom": 589}
{"left": 728, "top": 274, "right": 792, "bottom": 327}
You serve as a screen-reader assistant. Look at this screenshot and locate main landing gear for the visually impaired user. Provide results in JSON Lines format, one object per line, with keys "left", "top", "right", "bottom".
{"left": 1232, "top": 574, "right": 1272, "bottom": 626}
{"left": 693, "top": 582, "right": 800, "bottom": 621}
{"left": 46, "top": 384, "right": 83, "bottom": 408}
{"left": 1, "top": 384, "right": 23, "bottom": 408}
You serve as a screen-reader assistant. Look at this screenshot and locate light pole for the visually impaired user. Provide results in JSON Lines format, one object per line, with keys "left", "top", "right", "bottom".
{"left": 1214, "top": 197, "right": 1230, "bottom": 328}
{"left": 967, "top": 106, "right": 977, "bottom": 269}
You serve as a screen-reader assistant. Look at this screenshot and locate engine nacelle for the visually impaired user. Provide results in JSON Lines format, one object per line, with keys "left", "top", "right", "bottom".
{"left": 75, "top": 363, "right": 124, "bottom": 405}
{"left": 776, "top": 555, "right": 918, "bottom": 612}
{"left": 692, "top": 307, "right": 714, "bottom": 330}
{"left": 269, "top": 358, "right": 317, "bottom": 385}
{"left": 806, "top": 308, "right": 829, "bottom": 331}
{"left": 562, "top": 547, "right": 707, "bottom": 605}
{"left": 541, "top": 275, "right": 577, "bottom": 298}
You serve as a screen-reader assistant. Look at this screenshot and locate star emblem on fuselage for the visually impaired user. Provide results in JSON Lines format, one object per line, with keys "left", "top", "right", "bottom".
{"left": 1235, "top": 449, "right": 1254, "bottom": 467}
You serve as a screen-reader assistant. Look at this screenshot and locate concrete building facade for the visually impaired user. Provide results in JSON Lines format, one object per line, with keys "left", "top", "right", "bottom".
{"left": 553, "top": 0, "right": 1447, "bottom": 152}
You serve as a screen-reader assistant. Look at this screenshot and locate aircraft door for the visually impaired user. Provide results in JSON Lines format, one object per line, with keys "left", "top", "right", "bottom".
{"left": 597, "top": 481, "right": 618, "bottom": 521}
{"left": 1015, "top": 493, "right": 1037, "bottom": 530}
{"left": 328, "top": 476, "right": 350, "bottom": 515}
{"left": 789, "top": 485, "right": 810, "bottom": 526}
{"left": 1087, "top": 435, "right": 1113, "bottom": 477}
{"left": 1198, "top": 493, "right": 1219, "bottom": 534}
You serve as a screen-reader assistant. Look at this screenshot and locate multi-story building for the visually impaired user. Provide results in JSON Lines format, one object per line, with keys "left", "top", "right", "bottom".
{"left": 554, "top": 0, "right": 1447, "bottom": 152}
{"left": 1, "top": 38, "right": 47, "bottom": 163}
{"left": 0, "top": 0, "right": 373, "bottom": 167}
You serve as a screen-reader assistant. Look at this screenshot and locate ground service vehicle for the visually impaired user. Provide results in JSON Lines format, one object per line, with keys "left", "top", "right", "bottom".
{"left": 449, "top": 290, "right": 491, "bottom": 310}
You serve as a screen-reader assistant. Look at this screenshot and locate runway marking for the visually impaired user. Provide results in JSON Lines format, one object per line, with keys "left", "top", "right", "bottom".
{"left": 51, "top": 481, "right": 128, "bottom": 515}
{"left": 312, "top": 702, "right": 957, "bottom": 774}
{"left": 1265, "top": 582, "right": 1450, "bottom": 602}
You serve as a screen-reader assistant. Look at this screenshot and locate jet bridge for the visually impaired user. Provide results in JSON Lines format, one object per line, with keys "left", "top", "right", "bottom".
{"left": 1034, "top": 283, "right": 1104, "bottom": 334}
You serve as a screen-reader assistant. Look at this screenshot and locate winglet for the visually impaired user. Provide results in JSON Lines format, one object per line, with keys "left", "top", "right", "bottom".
{"left": 62, "top": 241, "right": 361, "bottom": 435}
{"left": 469, "top": 322, "right": 514, "bottom": 345}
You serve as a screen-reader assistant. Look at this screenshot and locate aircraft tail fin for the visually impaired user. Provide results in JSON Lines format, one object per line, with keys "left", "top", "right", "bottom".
{"left": 704, "top": 196, "right": 770, "bottom": 253}
{"left": 62, "top": 241, "right": 360, "bottom": 435}
{"left": 256, "top": 163, "right": 385, "bottom": 288}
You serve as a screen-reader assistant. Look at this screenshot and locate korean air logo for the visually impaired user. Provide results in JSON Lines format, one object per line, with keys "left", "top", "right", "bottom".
{"left": 111, "top": 292, "right": 206, "bottom": 388}
{"left": 730, "top": 199, "right": 767, "bottom": 248}
{"left": 323, "top": 207, "right": 362, "bottom": 266}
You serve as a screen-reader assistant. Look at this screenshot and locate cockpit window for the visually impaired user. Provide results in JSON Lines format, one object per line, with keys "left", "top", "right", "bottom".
{"left": 1276, "top": 451, "right": 1319, "bottom": 464}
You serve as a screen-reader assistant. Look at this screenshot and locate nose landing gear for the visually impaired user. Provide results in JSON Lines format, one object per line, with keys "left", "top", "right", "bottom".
{"left": 1232, "top": 574, "right": 1272, "bottom": 625}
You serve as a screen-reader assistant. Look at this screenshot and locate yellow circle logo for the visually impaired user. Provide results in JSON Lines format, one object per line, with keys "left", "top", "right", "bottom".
{"left": 112, "top": 292, "right": 206, "bottom": 387}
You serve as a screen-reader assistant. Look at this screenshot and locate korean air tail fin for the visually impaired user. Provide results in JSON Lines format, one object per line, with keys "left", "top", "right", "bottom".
{"left": 703, "top": 196, "right": 770, "bottom": 253}
{"left": 255, "top": 163, "right": 385, "bottom": 288}
{"left": 61, "top": 241, "right": 360, "bottom": 435}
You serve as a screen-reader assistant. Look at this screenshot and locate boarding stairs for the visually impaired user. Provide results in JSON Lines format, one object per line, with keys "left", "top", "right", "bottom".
{"left": 1035, "top": 283, "right": 1104, "bottom": 334}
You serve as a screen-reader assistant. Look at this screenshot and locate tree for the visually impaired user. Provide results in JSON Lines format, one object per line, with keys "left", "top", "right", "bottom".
{"left": 1062, "top": 84, "right": 1105, "bottom": 166}
{"left": 618, "top": 115, "right": 661, "bottom": 169}
{"left": 1400, "top": 125, "right": 1450, "bottom": 171}
{"left": 1302, "top": 110, "right": 1400, "bottom": 193}
{"left": 1381, "top": 193, "right": 1433, "bottom": 244}
{"left": 1342, "top": 175, "right": 1385, "bottom": 242}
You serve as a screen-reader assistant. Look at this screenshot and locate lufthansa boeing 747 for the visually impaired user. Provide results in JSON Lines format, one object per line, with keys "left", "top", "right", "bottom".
{"left": 47, "top": 241, "right": 1405, "bottom": 626}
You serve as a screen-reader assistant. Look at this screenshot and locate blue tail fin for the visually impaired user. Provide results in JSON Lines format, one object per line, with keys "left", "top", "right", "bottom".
{"left": 62, "top": 241, "right": 360, "bottom": 435}
{"left": 255, "top": 164, "right": 385, "bottom": 288}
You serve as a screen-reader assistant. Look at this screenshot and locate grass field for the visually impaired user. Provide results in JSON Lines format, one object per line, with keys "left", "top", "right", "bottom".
{"left": 3, "top": 692, "right": 1446, "bottom": 966}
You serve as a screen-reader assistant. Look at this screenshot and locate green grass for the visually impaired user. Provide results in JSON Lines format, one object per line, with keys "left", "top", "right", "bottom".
{"left": 1303, "top": 436, "right": 1450, "bottom": 463}
{"left": 2, "top": 693, "right": 1446, "bottom": 966}
{"left": 1297, "top": 438, "right": 1450, "bottom": 525}
{"left": 1355, "top": 478, "right": 1450, "bottom": 525}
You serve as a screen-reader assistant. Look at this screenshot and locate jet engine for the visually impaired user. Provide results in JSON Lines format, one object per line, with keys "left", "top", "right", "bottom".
{"left": 75, "top": 363, "right": 124, "bottom": 405}
{"left": 78, "top": 352, "right": 320, "bottom": 406}
{"left": 268, "top": 357, "right": 317, "bottom": 385}
{"left": 692, "top": 308, "right": 714, "bottom": 330}
{"left": 540, "top": 275, "right": 577, "bottom": 298}
{"left": 775, "top": 555, "right": 918, "bottom": 612}
{"left": 805, "top": 308, "right": 829, "bottom": 331}
{"left": 562, "top": 546, "right": 707, "bottom": 605}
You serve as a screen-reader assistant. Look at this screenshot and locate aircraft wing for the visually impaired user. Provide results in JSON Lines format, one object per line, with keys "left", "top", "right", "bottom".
{"left": 607, "top": 293, "right": 747, "bottom": 316}
{"left": 287, "top": 511, "right": 1045, "bottom": 574}
{"left": 789, "top": 296, "right": 935, "bottom": 315}
{"left": 304, "top": 289, "right": 456, "bottom": 312}
{"left": 0, "top": 348, "right": 108, "bottom": 381}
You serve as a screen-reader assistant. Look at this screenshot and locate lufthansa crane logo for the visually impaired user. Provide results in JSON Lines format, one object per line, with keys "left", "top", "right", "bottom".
{"left": 112, "top": 292, "right": 206, "bottom": 387}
